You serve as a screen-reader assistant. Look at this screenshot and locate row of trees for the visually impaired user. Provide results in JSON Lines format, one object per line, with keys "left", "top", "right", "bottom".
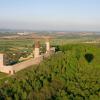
{"left": 0, "top": 44, "right": 100, "bottom": 100}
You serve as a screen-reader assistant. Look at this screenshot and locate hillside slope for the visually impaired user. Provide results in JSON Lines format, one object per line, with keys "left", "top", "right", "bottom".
{"left": 0, "top": 44, "right": 100, "bottom": 100}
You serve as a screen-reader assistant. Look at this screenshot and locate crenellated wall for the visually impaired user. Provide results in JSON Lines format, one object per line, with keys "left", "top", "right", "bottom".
{"left": 0, "top": 66, "right": 13, "bottom": 74}
{"left": 12, "top": 56, "right": 43, "bottom": 73}
{"left": 0, "top": 56, "right": 43, "bottom": 75}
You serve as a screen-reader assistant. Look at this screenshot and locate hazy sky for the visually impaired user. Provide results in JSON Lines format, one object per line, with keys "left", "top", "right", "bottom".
{"left": 0, "top": 0, "right": 100, "bottom": 31}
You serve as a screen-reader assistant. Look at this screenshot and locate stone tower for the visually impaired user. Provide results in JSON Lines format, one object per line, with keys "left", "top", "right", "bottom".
{"left": 0, "top": 54, "right": 3, "bottom": 67}
{"left": 34, "top": 41, "right": 40, "bottom": 58}
{"left": 46, "top": 39, "right": 50, "bottom": 53}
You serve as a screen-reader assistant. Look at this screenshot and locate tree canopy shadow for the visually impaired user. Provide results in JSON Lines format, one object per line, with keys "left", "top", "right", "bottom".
{"left": 84, "top": 53, "right": 94, "bottom": 63}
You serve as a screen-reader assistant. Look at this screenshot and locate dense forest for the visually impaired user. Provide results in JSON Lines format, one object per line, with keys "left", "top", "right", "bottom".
{"left": 0, "top": 44, "right": 100, "bottom": 100}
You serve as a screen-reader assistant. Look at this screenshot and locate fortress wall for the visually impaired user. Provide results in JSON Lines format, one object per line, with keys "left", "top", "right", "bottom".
{"left": 12, "top": 56, "right": 43, "bottom": 73}
{"left": 0, "top": 66, "right": 13, "bottom": 74}
{"left": 0, "top": 56, "right": 43, "bottom": 74}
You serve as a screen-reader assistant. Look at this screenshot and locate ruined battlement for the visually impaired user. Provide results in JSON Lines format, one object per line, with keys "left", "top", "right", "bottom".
{"left": 0, "top": 39, "right": 55, "bottom": 75}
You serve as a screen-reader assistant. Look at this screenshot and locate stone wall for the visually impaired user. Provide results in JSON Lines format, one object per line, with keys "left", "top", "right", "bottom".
{"left": 0, "top": 56, "right": 43, "bottom": 75}
{"left": 12, "top": 56, "right": 43, "bottom": 73}
{"left": 0, "top": 66, "right": 13, "bottom": 74}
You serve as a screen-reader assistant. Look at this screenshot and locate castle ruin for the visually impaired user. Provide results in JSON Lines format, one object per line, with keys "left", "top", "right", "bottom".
{"left": 0, "top": 38, "right": 55, "bottom": 75}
